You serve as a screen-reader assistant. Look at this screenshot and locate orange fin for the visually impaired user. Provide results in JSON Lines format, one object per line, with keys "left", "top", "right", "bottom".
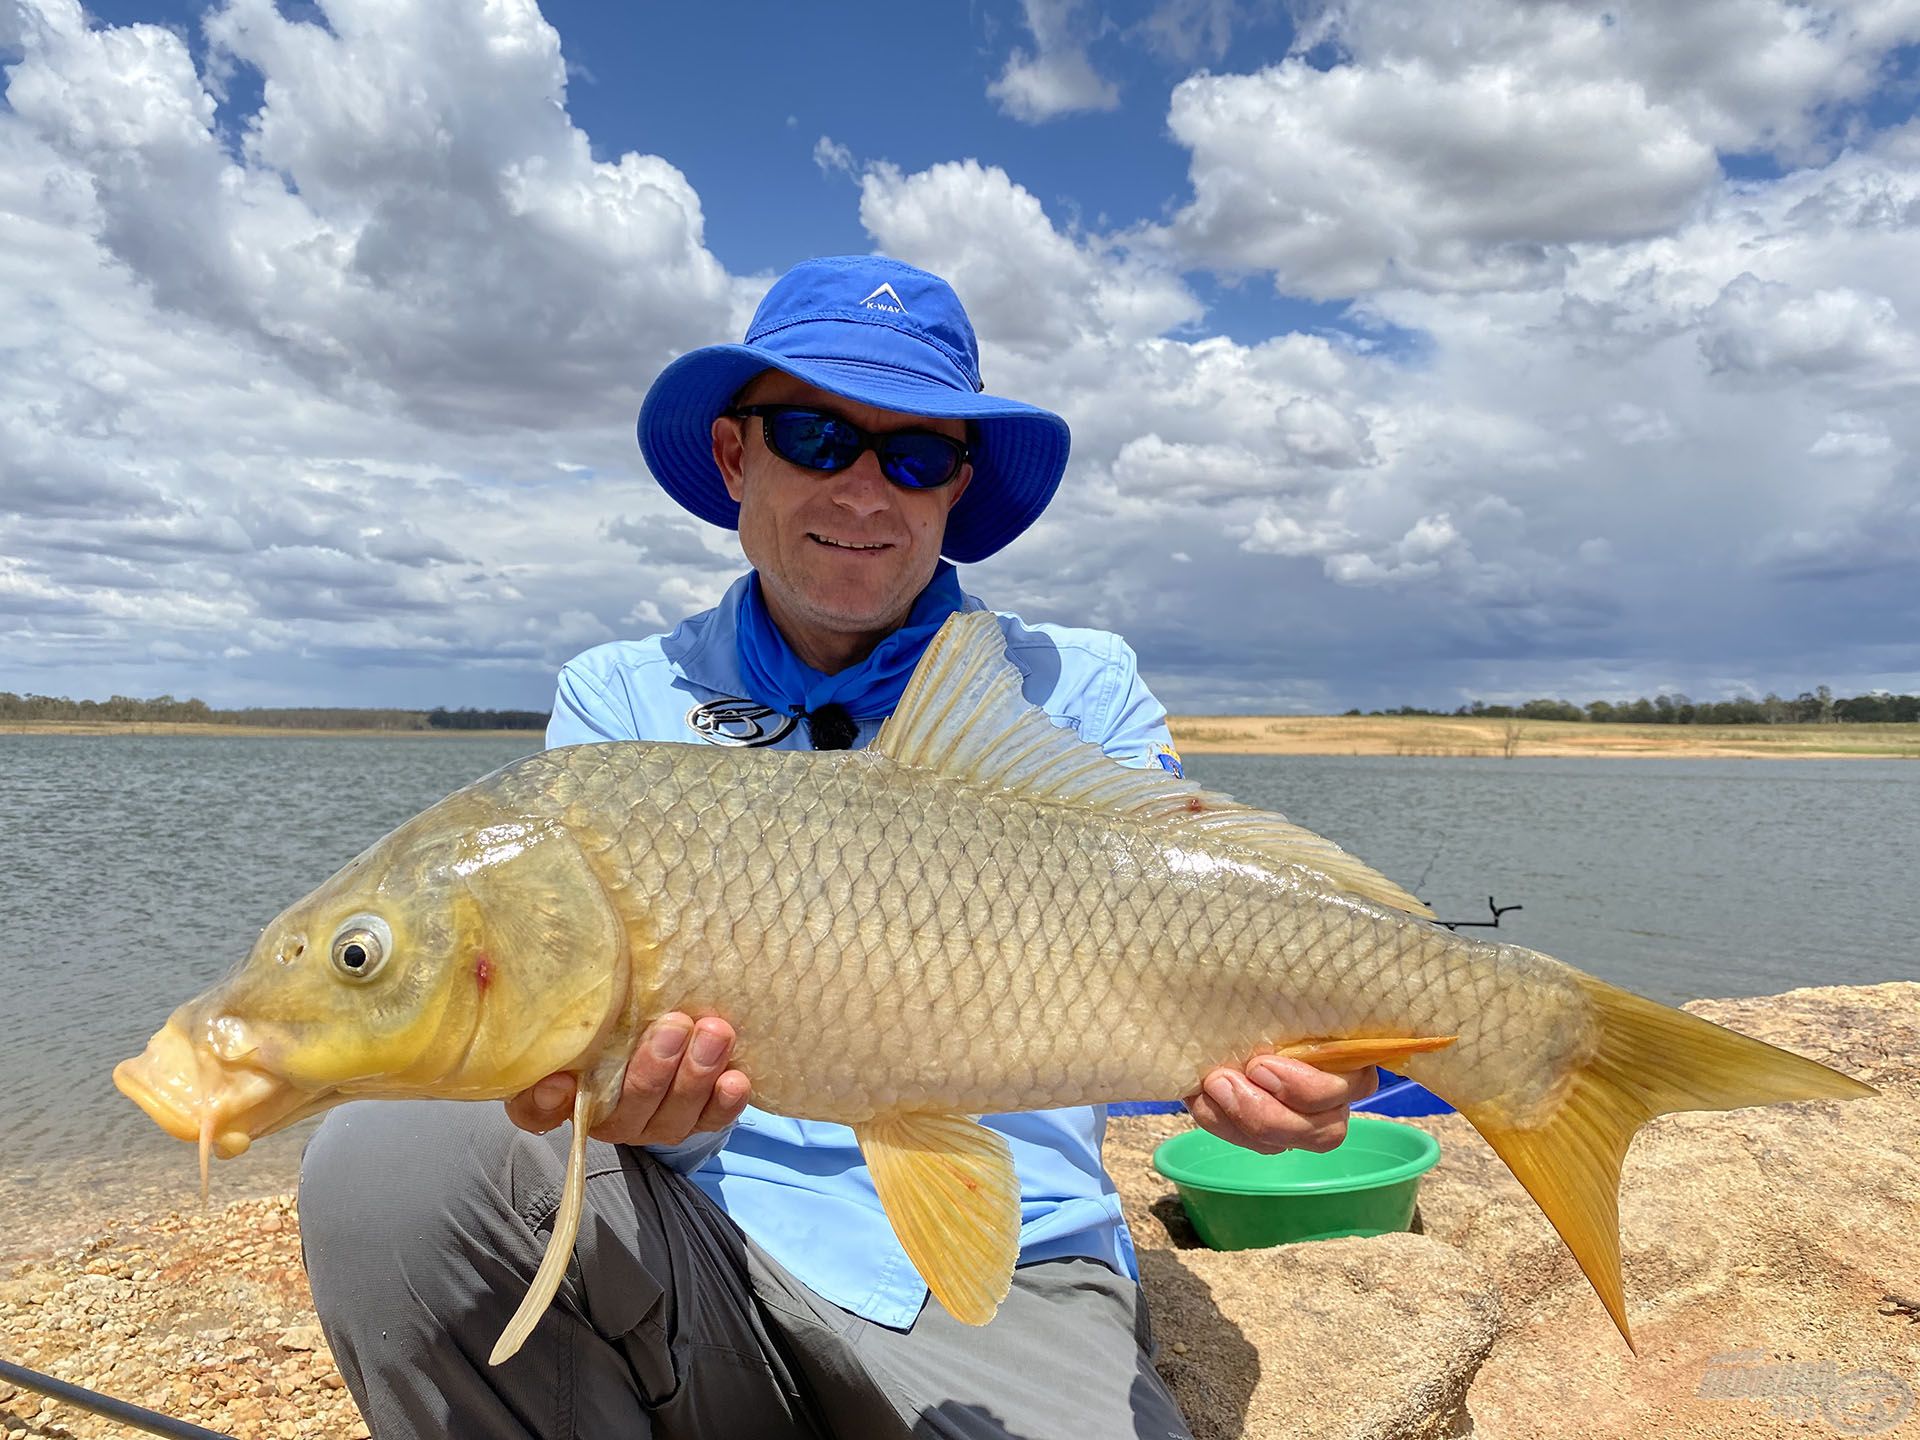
{"left": 855, "top": 1111, "right": 1021, "bottom": 1327}
{"left": 875, "top": 612, "right": 1433, "bottom": 917}
{"left": 1275, "top": 1034, "right": 1458, "bottom": 1073}
{"left": 198, "top": 1111, "right": 214, "bottom": 1205}
{"left": 490, "top": 1082, "right": 595, "bottom": 1364}
{"left": 1455, "top": 973, "right": 1875, "bottom": 1352}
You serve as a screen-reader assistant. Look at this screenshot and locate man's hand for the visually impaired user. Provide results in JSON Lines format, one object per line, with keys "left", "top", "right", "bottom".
{"left": 505, "top": 1013, "right": 752, "bottom": 1147}
{"left": 1185, "top": 1057, "right": 1377, "bottom": 1155}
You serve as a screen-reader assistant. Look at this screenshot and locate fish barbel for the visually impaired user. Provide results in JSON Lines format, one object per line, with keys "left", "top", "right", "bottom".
{"left": 115, "top": 613, "right": 1875, "bottom": 1364}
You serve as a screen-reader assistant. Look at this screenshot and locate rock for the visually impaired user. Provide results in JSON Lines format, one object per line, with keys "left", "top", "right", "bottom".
{"left": 1405, "top": 980, "right": 1920, "bottom": 1439}
{"left": 1141, "top": 1233, "right": 1500, "bottom": 1440}
{"left": 226, "top": 1398, "right": 266, "bottom": 1425}
{"left": 276, "top": 1324, "right": 323, "bottom": 1352}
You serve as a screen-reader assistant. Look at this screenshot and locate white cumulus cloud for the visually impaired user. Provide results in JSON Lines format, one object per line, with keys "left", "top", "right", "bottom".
{"left": 8, "top": 0, "right": 734, "bottom": 430}
{"left": 987, "top": 0, "right": 1120, "bottom": 122}
{"left": 1155, "top": 0, "right": 1920, "bottom": 299}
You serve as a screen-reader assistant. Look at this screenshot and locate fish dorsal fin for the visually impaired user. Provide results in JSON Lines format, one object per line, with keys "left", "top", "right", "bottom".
{"left": 874, "top": 612, "right": 1433, "bottom": 917}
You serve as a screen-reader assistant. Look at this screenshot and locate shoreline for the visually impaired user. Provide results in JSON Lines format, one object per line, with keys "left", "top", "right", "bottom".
{"left": 5, "top": 715, "right": 1916, "bottom": 756}
{"left": 0, "top": 722, "right": 541, "bottom": 739}
{"left": 1166, "top": 714, "right": 1920, "bottom": 759}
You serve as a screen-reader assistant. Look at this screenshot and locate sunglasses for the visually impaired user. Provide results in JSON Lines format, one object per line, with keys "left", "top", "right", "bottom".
{"left": 728, "top": 405, "right": 972, "bottom": 491}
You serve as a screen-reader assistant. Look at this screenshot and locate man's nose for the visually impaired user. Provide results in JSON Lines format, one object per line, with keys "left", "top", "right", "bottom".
{"left": 827, "top": 451, "right": 893, "bottom": 516}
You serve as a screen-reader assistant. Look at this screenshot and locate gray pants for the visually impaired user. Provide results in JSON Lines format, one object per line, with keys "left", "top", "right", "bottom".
{"left": 299, "top": 1101, "right": 1194, "bottom": 1440}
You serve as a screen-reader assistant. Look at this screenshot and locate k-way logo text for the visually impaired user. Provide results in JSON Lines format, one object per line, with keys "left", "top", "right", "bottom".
{"left": 859, "top": 283, "right": 906, "bottom": 313}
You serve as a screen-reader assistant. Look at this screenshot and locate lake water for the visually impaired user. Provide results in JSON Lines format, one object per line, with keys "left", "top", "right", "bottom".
{"left": 2, "top": 736, "right": 1915, "bottom": 1236}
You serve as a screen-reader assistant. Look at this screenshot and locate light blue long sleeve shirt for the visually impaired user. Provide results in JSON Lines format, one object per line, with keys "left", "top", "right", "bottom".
{"left": 546, "top": 573, "right": 1180, "bottom": 1328}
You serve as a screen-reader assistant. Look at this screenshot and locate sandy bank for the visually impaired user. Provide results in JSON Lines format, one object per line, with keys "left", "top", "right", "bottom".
{"left": 1168, "top": 714, "right": 1920, "bottom": 759}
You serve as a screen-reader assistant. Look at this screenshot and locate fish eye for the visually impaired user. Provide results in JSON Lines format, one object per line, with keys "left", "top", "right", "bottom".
{"left": 330, "top": 914, "right": 393, "bottom": 981}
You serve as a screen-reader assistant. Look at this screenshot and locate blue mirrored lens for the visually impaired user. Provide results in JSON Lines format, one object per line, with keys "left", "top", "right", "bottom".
{"left": 877, "top": 435, "right": 959, "bottom": 488}
{"left": 767, "top": 411, "right": 860, "bottom": 470}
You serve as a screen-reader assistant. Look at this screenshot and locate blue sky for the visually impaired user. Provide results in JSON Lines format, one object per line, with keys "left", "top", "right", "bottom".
{"left": 4, "top": 0, "right": 1920, "bottom": 713}
{"left": 545, "top": 2, "right": 1281, "bottom": 274}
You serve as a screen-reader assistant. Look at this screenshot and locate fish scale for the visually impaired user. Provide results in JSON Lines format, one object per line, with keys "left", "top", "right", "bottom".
{"left": 113, "top": 609, "right": 1877, "bottom": 1360}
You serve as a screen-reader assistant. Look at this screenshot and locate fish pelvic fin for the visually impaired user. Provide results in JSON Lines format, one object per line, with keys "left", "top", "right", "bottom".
{"left": 874, "top": 613, "right": 1432, "bottom": 917}
{"left": 855, "top": 1111, "right": 1022, "bottom": 1327}
{"left": 1456, "top": 972, "right": 1877, "bottom": 1352}
{"left": 490, "top": 1084, "right": 596, "bottom": 1365}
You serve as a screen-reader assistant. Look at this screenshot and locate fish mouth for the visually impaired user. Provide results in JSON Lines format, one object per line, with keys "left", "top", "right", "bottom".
{"left": 114, "top": 1021, "right": 312, "bottom": 1175}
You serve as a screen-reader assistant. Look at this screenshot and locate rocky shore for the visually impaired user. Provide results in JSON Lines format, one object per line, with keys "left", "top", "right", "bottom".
{"left": 4, "top": 981, "right": 1914, "bottom": 1439}
{"left": 0, "top": 1194, "right": 362, "bottom": 1439}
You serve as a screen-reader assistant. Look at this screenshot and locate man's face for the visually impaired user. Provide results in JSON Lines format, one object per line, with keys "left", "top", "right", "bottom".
{"left": 711, "top": 373, "right": 972, "bottom": 651}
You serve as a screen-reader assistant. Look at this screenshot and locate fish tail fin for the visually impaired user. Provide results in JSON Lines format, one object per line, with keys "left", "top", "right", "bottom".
{"left": 1454, "top": 972, "right": 1876, "bottom": 1351}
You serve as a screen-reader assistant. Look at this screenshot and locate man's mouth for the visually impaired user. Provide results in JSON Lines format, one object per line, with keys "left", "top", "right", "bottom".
{"left": 810, "top": 534, "right": 891, "bottom": 551}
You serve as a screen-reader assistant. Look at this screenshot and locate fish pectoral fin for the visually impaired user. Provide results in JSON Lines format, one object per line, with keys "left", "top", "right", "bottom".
{"left": 856, "top": 1111, "right": 1021, "bottom": 1328}
{"left": 490, "top": 1083, "right": 596, "bottom": 1366}
{"left": 1275, "top": 1034, "right": 1458, "bottom": 1074}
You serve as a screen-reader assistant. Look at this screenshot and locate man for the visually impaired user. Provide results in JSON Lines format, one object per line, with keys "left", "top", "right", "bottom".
{"left": 300, "top": 256, "right": 1375, "bottom": 1438}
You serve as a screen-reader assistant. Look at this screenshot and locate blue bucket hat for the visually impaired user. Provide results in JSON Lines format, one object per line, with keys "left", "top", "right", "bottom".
{"left": 637, "top": 255, "right": 1070, "bottom": 564}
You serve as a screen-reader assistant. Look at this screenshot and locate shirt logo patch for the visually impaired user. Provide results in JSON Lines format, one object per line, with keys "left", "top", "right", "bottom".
{"left": 1151, "top": 741, "right": 1183, "bottom": 778}
{"left": 858, "top": 282, "right": 907, "bottom": 313}
{"left": 686, "top": 698, "right": 797, "bottom": 748}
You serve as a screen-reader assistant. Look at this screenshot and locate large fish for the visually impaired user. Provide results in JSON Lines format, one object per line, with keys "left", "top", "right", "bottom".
{"left": 115, "top": 613, "right": 1874, "bottom": 1364}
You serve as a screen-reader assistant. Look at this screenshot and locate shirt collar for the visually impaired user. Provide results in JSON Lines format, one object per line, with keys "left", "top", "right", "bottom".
{"left": 659, "top": 573, "right": 753, "bottom": 697}
{"left": 663, "top": 570, "right": 990, "bottom": 700}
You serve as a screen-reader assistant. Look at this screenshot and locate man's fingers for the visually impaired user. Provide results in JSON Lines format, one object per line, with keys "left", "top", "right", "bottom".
{"left": 505, "top": 1014, "right": 745, "bottom": 1146}
{"left": 1349, "top": 1065, "right": 1380, "bottom": 1104}
{"left": 504, "top": 1073, "right": 575, "bottom": 1135}
{"left": 630, "top": 1018, "right": 736, "bottom": 1142}
{"left": 694, "top": 1069, "right": 753, "bottom": 1133}
{"left": 1248, "top": 1056, "right": 1376, "bottom": 1113}
{"left": 626, "top": 1014, "right": 694, "bottom": 1094}
{"left": 1190, "top": 1067, "right": 1352, "bottom": 1155}
{"left": 573, "top": 1014, "right": 687, "bottom": 1143}
{"left": 1184, "top": 1084, "right": 1230, "bottom": 1136}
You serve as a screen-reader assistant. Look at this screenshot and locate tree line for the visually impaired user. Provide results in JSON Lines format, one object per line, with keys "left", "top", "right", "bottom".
{"left": 1355, "top": 686, "right": 1920, "bottom": 725}
{"left": 11, "top": 686, "right": 1916, "bottom": 731}
{"left": 0, "top": 693, "right": 549, "bottom": 731}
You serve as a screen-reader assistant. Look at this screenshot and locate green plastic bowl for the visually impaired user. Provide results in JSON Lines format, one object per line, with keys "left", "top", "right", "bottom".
{"left": 1151, "top": 1115, "right": 1442, "bottom": 1250}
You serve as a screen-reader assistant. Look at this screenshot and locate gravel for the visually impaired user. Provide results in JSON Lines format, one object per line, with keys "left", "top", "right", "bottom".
{"left": 1, "top": 1194, "right": 364, "bottom": 1440}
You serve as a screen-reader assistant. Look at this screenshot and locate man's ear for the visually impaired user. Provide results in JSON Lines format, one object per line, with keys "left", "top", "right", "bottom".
{"left": 941, "top": 464, "right": 973, "bottom": 512}
{"left": 712, "top": 413, "right": 748, "bottom": 503}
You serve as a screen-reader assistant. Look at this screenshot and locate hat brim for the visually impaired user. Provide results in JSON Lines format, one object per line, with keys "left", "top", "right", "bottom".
{"left": 637, "top": 345, "right": 1069, "bottom": 564}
